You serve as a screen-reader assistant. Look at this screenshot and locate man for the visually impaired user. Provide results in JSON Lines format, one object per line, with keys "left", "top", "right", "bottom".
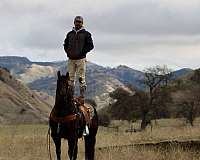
{"left": 63, "top": 16, "right": 94, "bottom": 102}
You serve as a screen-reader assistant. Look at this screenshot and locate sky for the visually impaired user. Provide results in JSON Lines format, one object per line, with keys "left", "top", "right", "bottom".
{"left": 0, "top": 0, "right": 200, "bottom": 71}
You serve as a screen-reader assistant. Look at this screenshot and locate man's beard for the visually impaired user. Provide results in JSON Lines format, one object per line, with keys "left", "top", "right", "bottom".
{"left": 75, "top": 25, "right": 81, "bottom": 30}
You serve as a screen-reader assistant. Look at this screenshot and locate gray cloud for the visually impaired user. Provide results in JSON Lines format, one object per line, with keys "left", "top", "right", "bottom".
{"left": 86, "top": 2, "right": 200, "bottom": 35}
{"left": 0, "top": 0, "right": 200, "bottom": 70}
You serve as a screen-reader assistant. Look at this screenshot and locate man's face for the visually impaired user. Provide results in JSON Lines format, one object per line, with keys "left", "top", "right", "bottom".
{"left": 74, "top": 20, "right": 83, "bottom": 30}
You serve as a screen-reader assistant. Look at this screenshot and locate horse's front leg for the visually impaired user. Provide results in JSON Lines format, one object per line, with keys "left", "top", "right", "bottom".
{"left": 52, "top": 135, "right": 61, "bottom": 160}
{"left": 50, "top": 120, "right": 62, "bottom": 160}
{"left": 67, "top": 138, "right": 78, "bottom": 160}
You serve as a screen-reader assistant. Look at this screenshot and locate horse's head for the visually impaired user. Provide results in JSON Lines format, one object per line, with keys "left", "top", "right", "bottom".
{"left": 56, "top": 71, "right": 74, "bottom": 99}
{"left": 55, "top": 71, "right": 75, "bottom": 114}
{"left": 56, "top": 71, "right": 69, "bottom": 96}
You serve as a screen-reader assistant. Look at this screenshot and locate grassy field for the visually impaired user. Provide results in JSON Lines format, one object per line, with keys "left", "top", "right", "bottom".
{"left": 1, "top": 118, "right": 200, "bottom": 160}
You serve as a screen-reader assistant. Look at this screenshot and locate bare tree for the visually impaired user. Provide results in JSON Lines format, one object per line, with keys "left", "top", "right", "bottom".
{"left": 143, "top": 65, "right": 173, "bottom": 95}
{"left": 141, "top": 65, "right": 173, "bottom": 130}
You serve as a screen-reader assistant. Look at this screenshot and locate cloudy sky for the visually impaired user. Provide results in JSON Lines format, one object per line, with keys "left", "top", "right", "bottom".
{"left": 0, "top": 0, "right": 200, "bottom": 70}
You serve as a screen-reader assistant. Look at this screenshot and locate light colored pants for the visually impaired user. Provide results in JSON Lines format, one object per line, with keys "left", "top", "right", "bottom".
{"left": 67, "top": 58, "right": 86, "bottom": 87}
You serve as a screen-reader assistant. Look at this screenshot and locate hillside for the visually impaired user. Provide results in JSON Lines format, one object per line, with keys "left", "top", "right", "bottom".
{"left": 0, "top": 66, "right": 52, "bottom": 124}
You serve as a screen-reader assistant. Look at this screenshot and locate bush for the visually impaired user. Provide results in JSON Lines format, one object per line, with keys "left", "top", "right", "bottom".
{"left": 98, "top": 113, "right": 111, "bottom": 127}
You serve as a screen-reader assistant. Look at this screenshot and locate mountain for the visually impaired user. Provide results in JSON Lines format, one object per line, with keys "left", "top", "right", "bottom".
{"left": 0, "top": 56, "right": 137, "bottom": 95}
{"left": 0, "top": 56, "right": 194, "bottom": 109}
{"left": 105, "top": 65, "right": 145, "bottom": 90}
{"left": 172, "top": 68, "right": 193, "bottom": 79}
{"left": 0, "top": 56, "right": 31, "bottom": 76}
{"left": 0, "top": 66, "right": 52, "bottom": 124}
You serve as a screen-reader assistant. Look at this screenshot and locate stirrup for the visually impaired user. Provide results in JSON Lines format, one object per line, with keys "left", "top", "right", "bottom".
{"left": 83, "top": 125, "right": 89, "bottom": 136}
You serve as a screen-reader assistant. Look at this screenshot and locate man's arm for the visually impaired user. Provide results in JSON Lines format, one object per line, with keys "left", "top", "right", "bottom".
{"left": 82, "top": 32, "right": 94, "bottom": 55}
{"left": 63, "top": 33, "right": 69, "bottom": 54}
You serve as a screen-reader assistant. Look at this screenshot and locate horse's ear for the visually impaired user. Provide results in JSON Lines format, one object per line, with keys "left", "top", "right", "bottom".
{"left": 57, "top": 71, "right": 61, "bottom": 78}
{"left": 66, "top": 72, "right": 69, "bottom": 79}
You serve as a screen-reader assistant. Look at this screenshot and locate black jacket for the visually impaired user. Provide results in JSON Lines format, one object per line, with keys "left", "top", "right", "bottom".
{"left": 63, "top": 28, "right": 94, "bottom": 60}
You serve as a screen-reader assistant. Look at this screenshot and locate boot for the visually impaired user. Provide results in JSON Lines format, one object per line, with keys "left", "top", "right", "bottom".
{"left": 79, "top": 86, "right": 86, "bottom": 104}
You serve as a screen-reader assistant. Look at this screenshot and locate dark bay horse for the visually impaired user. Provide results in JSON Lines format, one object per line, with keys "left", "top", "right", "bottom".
{"left": 49, "top": 71, "right": 98, "bottom": 160}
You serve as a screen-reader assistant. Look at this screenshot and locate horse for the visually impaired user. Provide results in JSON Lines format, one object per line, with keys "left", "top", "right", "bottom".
{"left": 49, "top": 71, "right": 98, "bottom": 160}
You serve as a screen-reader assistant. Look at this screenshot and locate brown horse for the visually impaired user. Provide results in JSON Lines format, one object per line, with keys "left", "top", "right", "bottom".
{"left": 49, "top": 71, "right": 98, "bottom": 160}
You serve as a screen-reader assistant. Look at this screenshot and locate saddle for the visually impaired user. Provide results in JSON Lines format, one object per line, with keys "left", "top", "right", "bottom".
{"left": 74, "top": 97, "right": 93, "bottom": 126}
{"left": 50, "top": 97, "right": 93, "bottom": 126}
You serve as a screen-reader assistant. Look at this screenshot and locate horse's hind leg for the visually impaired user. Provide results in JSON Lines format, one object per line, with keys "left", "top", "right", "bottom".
{"left": 84, "top": 134, "right": 96, "bottom": 160}
{"left": 68, "top": 138, "right": 78, "bottom": 160}
{"left": 85, "top": 108, "right": 98, "bottom": 160}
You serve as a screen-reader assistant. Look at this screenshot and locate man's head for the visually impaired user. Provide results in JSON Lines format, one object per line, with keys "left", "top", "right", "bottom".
{"left": 74, "top": 16, "right": 83, "bottom": 30}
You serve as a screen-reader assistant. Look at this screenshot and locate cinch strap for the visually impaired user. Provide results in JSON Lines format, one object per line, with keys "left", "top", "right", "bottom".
{"left": 50, "top": 111, "right": 77, "bottom": 123}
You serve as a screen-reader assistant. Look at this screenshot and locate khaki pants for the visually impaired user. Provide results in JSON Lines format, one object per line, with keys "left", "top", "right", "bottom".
{"left": 67, "top": 58, "right": 86, "bottom": 88}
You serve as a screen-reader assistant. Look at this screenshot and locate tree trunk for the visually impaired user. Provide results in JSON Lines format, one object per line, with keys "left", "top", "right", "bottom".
{"left": 141, "top": 111, "right": 148, "bottom": 130}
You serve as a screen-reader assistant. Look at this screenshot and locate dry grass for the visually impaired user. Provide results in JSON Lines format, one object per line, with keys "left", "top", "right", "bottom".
{"left": 96, "top": 146, "right": 200, "bottom": 160}
{"left": 1, "top": 118, "right": 200, "bottom": 160}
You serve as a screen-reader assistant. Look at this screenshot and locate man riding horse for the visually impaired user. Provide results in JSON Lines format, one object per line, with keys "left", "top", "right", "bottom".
{"left": 63, "top": 16, "right": 94, "bottom": 103}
